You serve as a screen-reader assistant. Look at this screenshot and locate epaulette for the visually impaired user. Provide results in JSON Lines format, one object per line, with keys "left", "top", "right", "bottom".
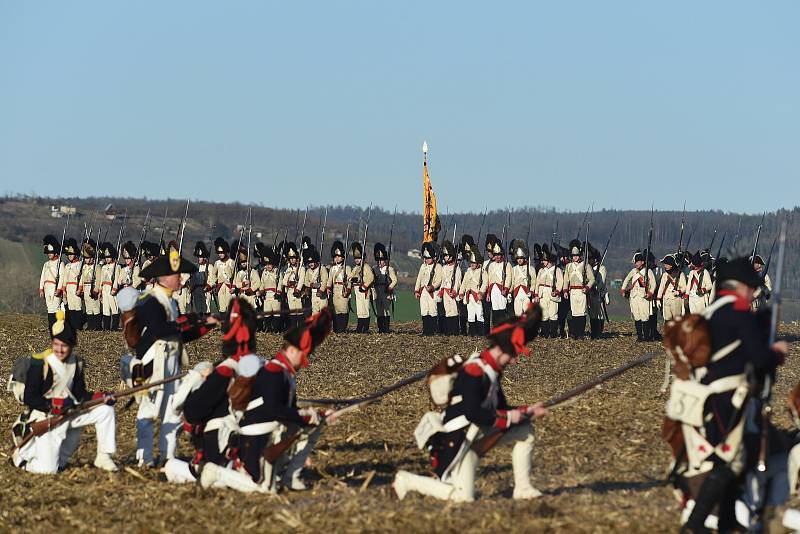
{"left": 265, "top": 361, "right": 284, "bottom": 373}
{"left": 463, "top": 362, "right": 484, "bottom": 377}
{"left": 31, "top": 349, "right": 50, "bottom": 362}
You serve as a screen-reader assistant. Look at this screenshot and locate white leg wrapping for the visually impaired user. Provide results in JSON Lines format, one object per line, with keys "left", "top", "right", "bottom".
{"left": 497, "top": 423, "right": 541, "bottom": 499}
{"left": 394, "top": 470, "right": 455, "bottom": 501}
{"left": 280, "top": 426, "right": 322, "bottom": 490}
{"left": 450, "top": 449, "right": 479, "bottom": 502}
{"left": 163, "top": 458, "right": 197, "bottom": 484}
{"left": 200, "top": 463, "right": 267, "bottom": 493}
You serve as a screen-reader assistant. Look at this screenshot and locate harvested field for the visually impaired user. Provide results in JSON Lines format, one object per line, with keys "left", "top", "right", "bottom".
{"left": 1, "top": 313, "right": 798, "bottom": 533}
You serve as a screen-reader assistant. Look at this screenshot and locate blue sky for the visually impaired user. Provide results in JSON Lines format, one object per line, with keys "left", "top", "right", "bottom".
{"left": 1, "top": 1, "right": 797, "bottom": 214}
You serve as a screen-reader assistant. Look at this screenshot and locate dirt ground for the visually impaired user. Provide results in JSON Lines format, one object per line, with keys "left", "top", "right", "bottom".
{"left": 1, "top": 314, "right": 799, "bottom": 533}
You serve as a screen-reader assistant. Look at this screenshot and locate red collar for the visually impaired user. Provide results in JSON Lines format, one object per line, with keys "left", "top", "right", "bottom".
{"left": 716, "top": 290, "right": 752, "bottom": 312}
{"left": 480, "top": 349, "right": 503, "bottom": 373}
{"left": 273, "top": 351, "right": 297, "bottom": 375}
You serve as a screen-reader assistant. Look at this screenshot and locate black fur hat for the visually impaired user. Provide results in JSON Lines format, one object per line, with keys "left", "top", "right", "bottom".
{"left": 214, "top": 238, "right": 230, "bottom": 256}
{"left": 42, "top": 235, "right": 61, "bottom": 255}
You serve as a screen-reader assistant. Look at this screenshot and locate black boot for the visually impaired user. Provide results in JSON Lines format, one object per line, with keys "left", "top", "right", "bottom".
{"left": 459, "top": 309, "right": 468, "bottom": 335}
{"left": 101, "top": 315, "right": 111, "bottom": 331}
{"left": 334, "top": 313, "right": 348, "bottom": 333}
{"left": 634, "top": 321, "right": 644, "bottom": 341}
{"left": 482, "top": 302, "right": 492, "bottom": 334}
{"left": 360, "top": 317, "right": 371, "bottom": 333}
{"left": 111, "top": 313, "right": 120, "bottom": 331}
{"left": 575, "top": 316, "right": 586, "bottom": 339}
{"left": 467, "top": 321, "right": 476, "bottom": 336}
{"left": 47, "top": 313, "right": 56, "bottom": 331}
{"left": 447, "top": 317, "right": 460, "bottom": 336}
{"left": 67, "top": 310, "right": 83, "bottom": 331}
{"left": 383, "top": 316, "right": 391, "bottom": 333}
{"left": 589, "top": 319, "right": 600, "bottom": 339}
{"left": 682, "top": 465, "right": 736, "bottom": 533}
{"left": 641, "top": 319, "right": 651, "bottom": 341}
{"left": 649, "top": 314, "right": 661, "bottom": 341}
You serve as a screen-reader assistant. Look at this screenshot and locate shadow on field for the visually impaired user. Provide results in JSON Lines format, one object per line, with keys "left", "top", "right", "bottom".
{"left": 544, "top": 478, "right": 665, "bottom": 496}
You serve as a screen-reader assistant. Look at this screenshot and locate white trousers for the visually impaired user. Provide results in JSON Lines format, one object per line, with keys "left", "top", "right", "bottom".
{"left": 21, "top": 405, "right": 116, "bottom": 474}
{"left": 466, "top": 297, "right": 484, "bottom": 323}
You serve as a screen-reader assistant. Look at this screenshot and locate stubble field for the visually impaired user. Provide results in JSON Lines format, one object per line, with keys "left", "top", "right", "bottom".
{"left": 1, "top": 313, "right": 799, "bottom": 533}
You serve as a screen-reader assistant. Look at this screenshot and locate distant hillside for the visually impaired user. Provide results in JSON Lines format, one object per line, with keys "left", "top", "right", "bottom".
{"left": 2, "top": 195, "right": 799, "bottom": 315}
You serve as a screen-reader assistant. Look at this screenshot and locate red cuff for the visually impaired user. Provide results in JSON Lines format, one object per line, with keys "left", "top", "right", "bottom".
{"left": 494, "top": 410, "right": 510, "bottom": 429}
{"left": 92, "top": 392, "right": 105, "bottom": 400}
{"left": 302, "top": 415, "right": 312, "bottom": 424}
{"left": 216, "top": 365, "right": 234, "bottom": 378}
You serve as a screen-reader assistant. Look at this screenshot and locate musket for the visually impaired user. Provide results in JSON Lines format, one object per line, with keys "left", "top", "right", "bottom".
{"left": 553, "top": 219, "right": 560, "bottom": 248}
{"left": 52, "top": 213, "right": 71, "bottom": 291}
{"left": 316, "top": 208, "right": 328, "bottom": 285}
{"left": 229, "top": 211, "right": 247, "bottom": 295}
{"left": 358, "top": 205, "right": 372, "bottom": 287}
{"left": 476, "top": 209, "right": 487, "bottom": 250}
{"left": 110, "top": 210, "right": 127, "bottom": 288}
{"left": 275, "top": 228, "right": 289, "bottom": 300}
{"left": 245, "top": 207, "right": 253, "bottom": 283}
{"left": 135, "top": 209, "right": 151, "bottom": 269}
{"left": 387, "top": 207, "right": 397, "bottom": 315}
{"left": 582, "top": 206, "right": 592, "bottom": 287}
{"left": 708, "top": 229, "right": 717, "bottom": 251}
{"left": 576, "top": 205, "right": 590, "bottom": 240}
{"left": 13, "top": 372, "right": 188, "bottom": 452}
{"left": 643, "top": 206, "right": 654, "bottom": 299}
{"left": 598, "top": 217, "right": 619, "bottom": 268}
{"left": 751, "top": 212, "right": 766, "bottom": 265}
{"left": 158, "top": 207, "right": 168, "bottom": 255}
{"left": 500, "top": 210, "right": 510, "bottom": 291}
{"left": 472, "top": 351, "right": 660, "bottom": 456}
{"left": 676, "top": 202, "right": 686, "bottom": 258}
{"left": 341, "top": 220, "right": 351, "bottom": 297}
{"left": 177, "top": 199, "right": 190, "bottom": 255}
{"left": 731, "top": 216, "right": 742, "bottom": 253}
{"left": 299, "top": 368, "right": 430, "bottom": 406}
{"left": 89, "top": 227, "right": 102, "bottom": 295}
{"left": 684, "top": 226, "right": 695, "bottom": 253}
{"left": 757, "top": 221, "right": 786, "bottom": 473}
{"left": 292, "top": 209, "right": 301, "bottom": 245}
{"left": 525, "top": 215, "right": 534, "bottom": 287}
{"left": 714, "top": 232, "right": 726, "bottom": 269}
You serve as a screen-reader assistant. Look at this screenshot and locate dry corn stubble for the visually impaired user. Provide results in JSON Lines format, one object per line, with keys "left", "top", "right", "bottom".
{"left": 1, "top": 313, "right": 798, "bottom": 533}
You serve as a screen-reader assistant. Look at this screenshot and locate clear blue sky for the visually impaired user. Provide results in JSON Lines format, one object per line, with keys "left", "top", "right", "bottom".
{"left": 1, "top": 1, "right": 797, "bottom": 214}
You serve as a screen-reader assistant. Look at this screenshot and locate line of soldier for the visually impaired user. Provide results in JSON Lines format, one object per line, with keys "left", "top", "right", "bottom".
{"left": 40, "top": 232, "right": 398, "bottom": 335}
{"left": 414, "top": 234, "right": 609, "bottom": 340}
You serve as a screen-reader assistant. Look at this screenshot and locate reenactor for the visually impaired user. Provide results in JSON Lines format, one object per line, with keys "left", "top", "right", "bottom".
{"left": 131, "top": 244, "right": 217, "bottom": 467}
{"left": 303, "top": 248, "right": 329, "bottom": 314}
{"left": 99, "top": 242, "right": 122, "bottom": 330}
{"left": 349, "top": 242, "right": 375, "bottom": 333}
{"left": 481, "top": 235, "right": 498, "bottom": 334}
{"left": 457, "top": 235, "right": 479, "bottom": 334}
{"left": 279, "top": 242, "right": 305, "bottom": 329}
{"left": 458, "top": 248, "right": 487, "bottom": 336}
{"left": 438, "top": 241, "right": 462, "bottom": 335}
{"left": 393, "top": 307, "right": 548, "bottom": 502}
{"left": 257, "top": 245, "right": 281, "bottom": 332}
{"left": 657, "top": 254, "right": 686, "bottom": 322}
{"left": 59, "top": 238, "right": 84, "bottom": 330}
{"left": 561, "top": 240, "right": 595, "bottom": 340}
{"left": 645, "top": 252, "right": 662, "bottom": 341}
{"left": 371, "top": 243, "right": 397, "bottom": 333}
{"left": 11, "top": 311, "right": 118, "bottom": 473}
{"left": 485, "top": 236, "right": 513, "bottom": 327}
{"left": 751, "top": 254, "right": 772, "bottom": 311}
{"left": 620, "top": 251, "right": 656, "bottom": 342}
{"left": 534, "top": 244, "right": 563, "bottom": 338}
{"left": 555, "top": 245, "right": 571, "bottom": 338}
{"left": 233, "top": 243, "right": 261, "bottom": 310}
{"left": 79, "top": 239, "right": 102, "bottom": 331}
{"left": 325, "top": 240, "right": 351, "bottom": 333}
{"left": 234, "top": 308, "right": 334, "bottom": 493}
{"left": 118, "top": 241, "right": 141, "bottom": 290}
{"left": 190, "top": 241, "right": 215, "bottom": 314}
{"left": 686, "top": 251, "right": 712, "bottom": 314}
{"left": 586, "top": 243, "right": 608, "bottom": 339}
{"left": 39, "top": 235, "right": 64, "bottom": 329}
{"left": 213, "top": 238, "right": 235, "bottom": 313}
{"left": 509, "top": 239, "right": 534, "bottom": 318}
{"left": 139, "top": 241, "right": 159, "bottom": 290}
{"left": 414, "top": 242, "right": 442, "bottom": 336}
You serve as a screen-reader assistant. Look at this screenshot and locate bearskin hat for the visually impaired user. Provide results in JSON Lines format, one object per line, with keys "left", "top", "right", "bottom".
{"left": 421, "top": 241, "right": 437, "bottom": 259}
{"left": 63, "top": 238, "right": 79, "bottom": 256}
{"left": 351, "top": 241, "right": 363, "bottom": 259}
{"left": 569, "top": 239, "right": 583, "bottom": 257}
{"left": 283, "top": 307, "right": 333, "bottom": 366}
{"left": 193, "top": 241, "right": 210, "bottom": 258}
{"left": 586, "top": 242, "right": 600, "bottom": 262}
{"left": 121, "top": 241, "right": 137, "bottom": 260}
{"left": 488, "top": 238, "right": 504, "bottom": 256}
{"left": 485, "top": 233, "right": 499, "bottom": 252}
{"left": 43, "top": 234, "right": 61, "bottom": 255}
{"left": 487, "top": 303, "right": 542, "bottom": 357}
{"left": 139, "top": 241, "right": 158, "bottom": 258}
{"left": 139, "top": 241, "right": 198, "bottom": 279}
{"left": 467, "top": 250, "right": 484, "bottom": 264}
{"left": 253, "top": 242, "right": 269, "bottom": 260}
{"left": 442, "top": 240, "right": 456, "bottom": 258}
{"left": 100, "top": 242, "right": 117, "bottom": 259}
{"left": 374, "top": 242, "right": 388, "bottom": 261}
{"left": 214, "top": 237, "right": 230, "bottom": 256}
{"left": 554, "top": 243, "right": 570, "bottom": 259}
{"left": 284, "top": 242, "right": 299, "bottom": 260}
{"left": 301, "top": 236, "right": 312, "bottom": 250}
{"left": 81, "top": 238, "right": 97, "bottom": 259}
{"left": 532, "top": 243, "right": 542, "bottom": 262}
{"left": 511, "top": 239, "right": 528, "bottom": 259}
{"left": 461, "top": 234, "right": 476, "bottom": 255}
{"left": 330, "top": 240, "right": 345, "bottom": 259}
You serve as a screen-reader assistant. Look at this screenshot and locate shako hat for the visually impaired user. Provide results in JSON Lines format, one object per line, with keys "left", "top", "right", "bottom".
{"left": 488, "top": 303, "right": 542, "bottom": 357}
{"left": 50, "top": 310, "right": 77, "bottom": 347}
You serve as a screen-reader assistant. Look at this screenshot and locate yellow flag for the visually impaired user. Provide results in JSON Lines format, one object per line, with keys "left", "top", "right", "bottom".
{"left": 423, "top": 159, "right": 440, "bottom": 243}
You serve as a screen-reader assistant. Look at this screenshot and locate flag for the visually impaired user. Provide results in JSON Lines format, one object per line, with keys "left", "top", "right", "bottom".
{"left": 423, "top": 158, "right": 440, "bottom": 243}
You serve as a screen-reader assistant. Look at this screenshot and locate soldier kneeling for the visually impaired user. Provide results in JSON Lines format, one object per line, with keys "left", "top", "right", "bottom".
{"left": 12, "top": 311, "right": 118, "bottom": 473}
{"left": 394, "top": 304, "right": 548, "bottom": 502}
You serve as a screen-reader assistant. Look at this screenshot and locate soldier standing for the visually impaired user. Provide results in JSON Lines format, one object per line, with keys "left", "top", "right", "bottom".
{"left": 555, "top": 245, "right": 571, "bottom": 338}
{"left": 303, "top": 248, "right": 329, "bottom": 314}
{"left": 40, "top": 235, "right": 64, "bottom": 330}
{"left": 438, "top": 241, "right": 462, "bottom": 335}
{"left": 620, "top": 251, "right": 656, "bottom": 341}
{"left": 79, "top": 240, "right": 102, "bottom": 331}
{"left": 751, "top": 254, "right": 772, "bottom": 311}
{"left": 686, "top": 251, "right": 712, "bottom": 314}
{"left": 657, "top": 254, "right": 686, "bottom": 322}
{"left": 99, "top": 242, "right": 122, "bottom": 330}
{"left": 118, "top": 241, "right": 141, "bottom": 291}
{"left": 561, "top": 240, "right": 595, "bottom": 340}
{"left": 458, "top": 249, "right": 487, "bottom": 336}
{"left": 534, "top": 245, "right": 563, "bottom": 338}
{"left": 485, "top": 236, "right": 512, "bottom": 327}
{"left": 138, "top": 241, "right": 159, "bottom": 290}
{"left": 279, "top": 242, "right": 305, "bottom": 329}
{"left": 510, "top": 240, "right": 534, "bottom": 318}
{"left": 190, "top": 241, "right": 215, "bottom": 314}
{"left": 586, "top": 244, "right": 607, "bottom": 339}
{"left": 371, "top": 243, "right": 396, "bottom": 333}
{"left": 233, "top": 244, "right": 261, "bottom": 310}
{"left": 325, "top": 240, "right": 351, "bottom": 333}
{"left": 415, "top": 242, "right": 442, "bottom": 336}
{"left": 349, "top": 242, "right": 374, "bottom": 333}
{"left": 59, "top": 238, "right": 83, "bottom": 330}
{"left": 213, "top": 238, "right": 235, "bottom": 313}
{"left": 258, "top": 246, "right": 281, "bottom": 332}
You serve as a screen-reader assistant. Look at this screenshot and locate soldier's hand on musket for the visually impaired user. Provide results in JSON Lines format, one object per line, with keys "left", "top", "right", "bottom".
{"left": 92, "top": 391, "right": 117, "bottom": 406}
{"left": 500, "top": 287, "right": 509, "bottom": 297}
{"left": 448, "top": 289, "right": 457, "bottom": 298}
{"left": 323, "top": 408, "right": 339, "bottom": 425}
{"left": 645, "top": 292, "right": 653, "bottom": 300}
{"left": 527, "top": 401, "right": 548, "bottom": 419}
{"left": 111, "top": 287, "right": 118, "bottom": 296}
{"left": 317, "top": 290, "right": 326, "bottom": 299}
{"left": 773, "top": 341, "right": 789, "bottom": 361}
{"left": 299, "top": 408, "right": 322, "bottom": 426}
{"left": 582, "top": 286, "right": 589, "bottom": 294}
{"left": 55, "top": 288, "right": 63, "bottom": 297}
{"left": 551, "top": 290, "right": 559, "bottom": 298}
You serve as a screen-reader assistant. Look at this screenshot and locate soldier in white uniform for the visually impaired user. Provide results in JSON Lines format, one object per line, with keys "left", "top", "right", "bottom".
{"left": 348, "top": 242, "right": 374, "bottom": 333}
{"left": 458, "top": 249, "right": 487, "bottom": 336}
{"left": 118, "top": 241, "right": 141, "bottom": 291}
{"left": 534, "top": 244, "right": 563, "bottom": 338}
{"left": 79, "top": 239, "right": 102, "bottom": 331}
{"left": 304, "top": 248, "right": 329, "bottom": 315}
{"left": 751, "top": 254, "right": 772, "bottom": 311}
{"left": 189, "top": 241, "right": 215, "bottom": 314}
{"left": 59, "top": 238, "right": 84, "bottom": 331}
{"left": 325, "top": 240, "right": 351, "bottom": 333}
{"left": 657, "top": 254, "right": 686, "bottom": 322}
{"left": 213, "top": 238, "right": 235, "bottom": 313}
{"left": 586, "top": 243, "right": 608, "bottom": 339}
{"left": 561, "top": 240, "right": 595, "bottom": 340}
{"left": 509, "top": 240, "right": 534, "bottom": 318}
{"left": 138, "top": 241, "right": 159, "bottom": 291}
{"left": 620, "top": 251, "right": 657, "bottom": 341}
{"left": 233, "top": 243, "right": 261, "bottom": 310}
{"left": 372, "top": 243, "right": 397, "bottom": 333}
{"left": 438, "top": 241, "right": 462, "bottom": 335}
{"left": 257, "top": 246, "right": 281, "bottom": 332}
{"left": 99, "top": 242, "right": 122, "bottom": 330}
{"left": 12, "top": 312, "right": 118, "bottom": 473}
{"left": 279, "top": 242, "right": 306, "bottom": 329}
{"left": 40, "top": 235, "right": 64, "bottom": 330}
{"left": 686, "top": 251, "right": 712, "bottom": 314}
{"left": 485, "top": 236, "right": 513, "bottom": 327}
{"left": 415, "top": 242, "right": 442, "bottom": 336}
